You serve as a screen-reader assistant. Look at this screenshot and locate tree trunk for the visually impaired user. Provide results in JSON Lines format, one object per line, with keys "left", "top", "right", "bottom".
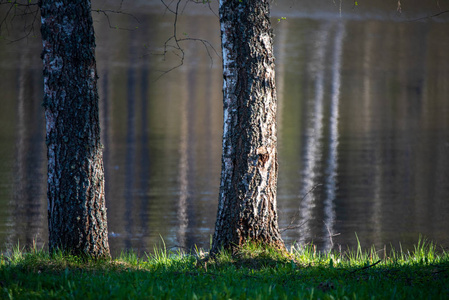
{"left": 40, "top": 0, "right": 110, "bottom": 258}
{"left": 211, "top": 0, "right": 284, "bottom": 253}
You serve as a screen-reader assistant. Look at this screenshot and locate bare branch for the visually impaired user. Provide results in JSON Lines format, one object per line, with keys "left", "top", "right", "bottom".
{"left": 0, "top": 1, "right": 40, "bottom": 43}
{"left": 407, "top": 10, "right": 449, "bottom": 22}
{"left": 181, "top": 0, "right": 218, "bottom": 18}
{"left": 323, "top": 221, "right": 340, "bottom": 249}
{"left": 1, "top": 1, "right": 141, "bottom": 42}
{"left": 155, "top": 0, "right": 186, "bottom": 77}
{"left": 0, "top": 0, "right": 38, "bottom": 7}
{"left": 178, "top": 36, "right": 220, "bottom": 64}
{"left": 154, "top": 0, "right": 219, "bottom": 79}
{"left": 0, "top": 1, "right": 18, "bottom": 36}
{"left": 280, "top": 221, "right": 308, "bottom": 233}
{"left": 279, "top": 184, "right": 322, "bottom": 233}
{"left": 349, "top": 259, "right": 382, "bottom": 273}
{"left": 7, "top": 7, "right": 39, "bottom": 43}
{"left": 160, "top": 0, "right": 177, "bottom": 14}
{"left": 93, "top": 9, "right": 140, "bottom": 31}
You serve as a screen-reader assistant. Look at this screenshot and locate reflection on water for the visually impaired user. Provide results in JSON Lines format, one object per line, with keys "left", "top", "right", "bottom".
{"left": 297, "top": 22, "right": 329, "bottom": 245}
{"left": 0, "top": 43, "right": 47, "bottom": 250}
{"left": 324, "top": 21, "right": 344, "bottom": 249}
{"left": 1, "top": 10, "right": 449, "bottom": 255}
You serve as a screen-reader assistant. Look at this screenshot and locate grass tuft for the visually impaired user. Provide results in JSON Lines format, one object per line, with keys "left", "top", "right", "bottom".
{"left": 1, "top": 236, "right": 449, "bottom": 299}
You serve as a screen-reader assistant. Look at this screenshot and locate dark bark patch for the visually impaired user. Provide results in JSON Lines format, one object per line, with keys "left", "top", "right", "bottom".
{"left": 256, "top": 146, "right": 269, "bottom": 167}
{"left": 258, "top": 153, "right": 269, "bottom": 167}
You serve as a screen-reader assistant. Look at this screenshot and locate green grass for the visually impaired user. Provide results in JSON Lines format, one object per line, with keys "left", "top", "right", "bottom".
{"left": 1, "top": 238, "right": 448, "bottom": 299}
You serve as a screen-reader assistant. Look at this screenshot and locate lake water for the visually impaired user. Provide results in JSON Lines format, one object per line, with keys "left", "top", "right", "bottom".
{"left": 1, "top": 2, "right": 449, "bottom": 256}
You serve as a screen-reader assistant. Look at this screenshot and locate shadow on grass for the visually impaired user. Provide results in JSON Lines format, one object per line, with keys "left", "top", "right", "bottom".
{"left": 1, "top": 238, "right": 449, "bottom": 299}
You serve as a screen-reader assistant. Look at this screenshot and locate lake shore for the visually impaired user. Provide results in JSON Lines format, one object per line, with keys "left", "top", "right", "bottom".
{"left": 1, "top": 239, "right": 448, "bottom": 299}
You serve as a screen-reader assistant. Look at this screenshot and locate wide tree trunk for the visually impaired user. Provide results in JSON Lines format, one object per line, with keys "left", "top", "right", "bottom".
{"left": 40, "top": 0, "right": 110, "bottom": 258}
{"left": 211, "top": 0, "right": 284, "bottom": 253}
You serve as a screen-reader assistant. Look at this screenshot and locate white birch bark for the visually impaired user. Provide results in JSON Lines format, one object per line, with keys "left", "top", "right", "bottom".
{"left": 212, "top": 0, "right": 284, "bottom": 253}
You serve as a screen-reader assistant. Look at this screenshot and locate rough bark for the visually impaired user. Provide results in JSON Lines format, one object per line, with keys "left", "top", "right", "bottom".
{"left": 40, "top": 0, "right": 110, "bottom": 258}
{"left": 211, "top": 0, "right": 284, "bottom": 253}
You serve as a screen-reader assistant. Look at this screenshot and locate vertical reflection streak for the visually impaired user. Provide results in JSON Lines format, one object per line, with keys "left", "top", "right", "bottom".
{"left": 323, "top": 21, "right": 345, "bottom": 251}
{"left": 275, "top": 21, "right": 288, "bottom": 142}
{"left": 9, "top": 51, "right": 46, "bottom": 249}
{"left": 362, "top": 23, "right": 383, "bottom": 245}
{"left": 7, "top": 59, "right": 26, "bottom": 248}
{"left": 124, "top": 55, "right": 136, "bottom": 250}
{"left": 139, "top": 62, "right": 151, "bottom": 252}
{"left": 298, "top": 23, "right": 330, "bottom": 244}
{"left": 177, "top": 73, "right": 189, "bottom": 249}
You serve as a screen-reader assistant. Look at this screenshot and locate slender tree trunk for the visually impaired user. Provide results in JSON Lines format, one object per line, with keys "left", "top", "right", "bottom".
{"left": 211, "top": 0, "right": 284, "bottom": 253}
{"left": 40, "top": 0, "right": 110, "bottom": 258}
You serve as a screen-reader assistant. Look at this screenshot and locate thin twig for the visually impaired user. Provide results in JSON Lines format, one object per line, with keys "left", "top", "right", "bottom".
{"left": 160, "top": 0, "right": 177, "bottom": 14}
{"left": 349, "top": 259, "right": 382, "bottom": 273}
{"left": 406, "top": 10, "right": 449, "bottom": 22}
{"left": 181, "top": 0, "right": 218, "bottom": 18}
{"left": 93, "top": 9, "right": 140, "bottom": 31}
{"left": 174, "top": 270, "right": 261, "bottom": 280}
{"left": 280, "top": 221, "right": 308, "bottom": 233}
{"left": 2, "top": 2, "right": 40, "bottom": 43}
{"left": 155, "top": 0, "right": 219, "bottom": 79}
{"left": 323, "top": 221, "right": 340, "bottom": 249}
{"left": 280, "top": 184, "right": 322, "bottom": 233}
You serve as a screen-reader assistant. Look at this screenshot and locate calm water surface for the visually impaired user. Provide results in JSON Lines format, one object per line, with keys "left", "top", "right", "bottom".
{"left": 1, "top": 3, "right": 449, "bottom": 256}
